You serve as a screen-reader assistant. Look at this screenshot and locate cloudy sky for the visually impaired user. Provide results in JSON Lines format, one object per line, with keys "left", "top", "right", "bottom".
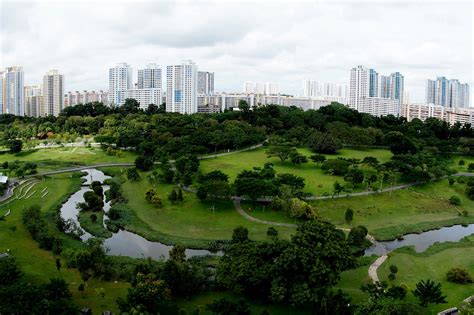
{"left": 1, "top": 0, "right": 472, "bottom": 103}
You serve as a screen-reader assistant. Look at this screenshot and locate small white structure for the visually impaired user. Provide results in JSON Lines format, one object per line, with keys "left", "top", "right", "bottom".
{"left": 0, "top": 174, "right": 8, "bottom": 184}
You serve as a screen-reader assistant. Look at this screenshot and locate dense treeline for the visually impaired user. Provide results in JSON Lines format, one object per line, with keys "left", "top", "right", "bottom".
{"left": 1, "top": 100, "right": 473, "bottom": 159}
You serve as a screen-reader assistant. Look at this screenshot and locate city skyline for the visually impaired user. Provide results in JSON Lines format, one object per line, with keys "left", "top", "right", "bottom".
{"left": 1, "top": 1, "right": 472, "bottom": 103}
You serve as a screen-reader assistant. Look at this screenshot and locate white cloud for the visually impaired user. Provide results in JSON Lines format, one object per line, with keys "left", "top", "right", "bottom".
{"left": 0, "top": 0, "right": 472, "bottom": 103}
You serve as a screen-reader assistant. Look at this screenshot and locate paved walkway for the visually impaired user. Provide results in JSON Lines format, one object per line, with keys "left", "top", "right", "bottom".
{"left": 233, "top": 198, "right": 298, "bottom": 228}
{"left": 368, "top": 254, "right": 388, "bottom": 283}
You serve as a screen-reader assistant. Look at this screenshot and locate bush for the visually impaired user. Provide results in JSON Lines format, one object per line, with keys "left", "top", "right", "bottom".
{"left": 90, "top": 213, "right": 97, "bottom": 222}
{"left": 449, "top": 195, "right": 461, "bottom": 206}
{"left": 267, "top": 227, "right": 278, "bottom": 238}
{"left": 459, "top": 160, "right": 465, "bottom": 166}
{"left": 447, "top": 267, "right": 472, "bottom": 284}
{"left": 321, "top": 159, "right": 350, "bottom": 176}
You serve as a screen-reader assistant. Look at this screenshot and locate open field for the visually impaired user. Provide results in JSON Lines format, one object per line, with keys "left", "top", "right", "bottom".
{"left": 107, "top": 168, "right": 296, "bottom": 248}
{"left": 200, "top": 147, "right": 393, "bottom": 196}
{"left": 0, "top": 146, "right": 136, "bottom": 172}
{"left": 378, "top": 236, "right": 474, "bottom": 313}
{"left": 242, "top": 178, "right": 474, "bottom": 240}
{"left": 0, "top": 173, "right": 128, "bottom": 313}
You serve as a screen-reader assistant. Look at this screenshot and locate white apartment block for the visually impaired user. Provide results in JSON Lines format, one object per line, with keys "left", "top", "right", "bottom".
{"left": 108, "top": 63, "right": 132, "bottom": 106}
{"left": 64, "top": 90, "right": 109, "bottom": 107}
{"left": 358, "top": 97, "right": 400, "bottom": 117}
{"left": 166, "top": 60, "right": 198, "bottom": 114}
{"left": 198, "top": 93, "right": 334, "bottom": 112}
{"left": 24, "top": 85, "right": 42, "bottom": 117}
{"left": 138, "top": 64, "right": 162, "bottom": 89}
{"left": 3, "top": 66, "right": 24, "bottom": 116}
{"left": 198, "top": 71, "right": 214, "bottom": 95}
{"left": 401, "top": 103, "right": 474, "bottom": 125}
{"left": 121, "top": 88, "right": 162, "bottom": 109}
{"left": 302, "top": 80, "right": 348, "bottom": 104}
{"left": 243, "top": 82, "right": 279, "bottom": 95}
{"left": 42, "top": 70, "right": 64, "bottom": 116}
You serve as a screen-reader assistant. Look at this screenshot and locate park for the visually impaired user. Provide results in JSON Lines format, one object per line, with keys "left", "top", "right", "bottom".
{"left": 1, "top": 102, "right": 474, "bottom": 314}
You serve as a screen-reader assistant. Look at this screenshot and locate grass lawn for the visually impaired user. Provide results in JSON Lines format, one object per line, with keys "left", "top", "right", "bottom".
{"left": 0, "top": 173, "right": 129, "bottom": 313}
{"left": 78, "top": 210, "right": 113, "bottom": 238}
{"left": 451, "top": 154, "right": 474, "bottom": 172}
{"left": 0, "top": 146, "right": 136, "bottom": 172}
{"left": 313, "top": 178, "right": 474, "bottom": 240}
{"left": 105, "top": 168, "right": 296, "bottom": 248}
{"left": 334, "top": 256, "right": 377, "bottom": 303}
{"left": 200, "top": 147, "right": 393, "bottom": 196}
{"left": 378, "top": 236, "right": 474, "bottom": 313}
{"left": 237, "top": 178, "right": 474, "bottom": 241}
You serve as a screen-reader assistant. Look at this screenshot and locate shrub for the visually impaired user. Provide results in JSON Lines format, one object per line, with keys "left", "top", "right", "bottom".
{"left": 459, "top": 160, "right": 465, "bottom": 166}
{"left": 267, "top": 227, "right": 278, "bottom": 238}
{"left": 448, "top": 178, "right": 455, "bottom": 186}
{"left": 446, "top": 267, "right": 472, "bottom": 284}
{"left": 469, "top": 163, "right": 474, "bottom": 172}
{"left": 90, "top": 213, "right": 97, "bottom": 222}
{"left": 449, "top": 195, "right": 461, "bottom": 206}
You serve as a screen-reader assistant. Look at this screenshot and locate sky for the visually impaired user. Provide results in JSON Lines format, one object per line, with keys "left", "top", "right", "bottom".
{"left": 1, "top": 0, "right": 473, "bottom": 104}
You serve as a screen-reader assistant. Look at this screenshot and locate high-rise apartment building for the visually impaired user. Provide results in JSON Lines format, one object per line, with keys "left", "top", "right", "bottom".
{"left": 425, "top": 77, "right": 470, "bottom": 108}
{"left": 108, "top": 63, "right": 132, "bottom": 106}
{"left": 301, "top": 80, "right": 348, "bottom": 103}
{"left": 24, "top": 85, "right": 42, "bottom": 117}
{"left": 65, "top": 90, "right": 109, "bottom": 107}
{"left": 0, "top": 72, "right": 3, "bottom": 114}
{"left": 389, "top": 72, "right": 404, "bottom": 102}
{"left": 369, "top": 69, "right": 379, "bottom": 97}
{"left": 42, "top": 70, "right": 64, "bottom": 116}
{"left": 379, "top": 75, "right": 391, "bottom": 98}
{"left": 138, "top": 64, "right": 162, "bottom": 89}
{"left": 166, "top": 60, "right": 198, "bottom": 114}
{"left": 197, "top": 71, "right": 214, "bottom": 95}
{"left": 3, "top": 66, "right": 24, "bottom": 116}
{"left": 349, "top": 65, "right": 369, "bottom": 110}
{"left": 349, "top": 65, "right": 403, "bottom": 116}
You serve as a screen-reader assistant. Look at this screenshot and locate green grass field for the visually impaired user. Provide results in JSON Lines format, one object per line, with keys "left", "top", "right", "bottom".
{"left": 241, "top": 178, "right": 474, "bottom": 240}
{"left": 0, "top": 174, "right": 129, "bottom": 313}
{"left": 107, "top": 168, "right": 296, "bottom": 248}
{"left": 378, "top": 236, "right": 474, "bottom": 313}
{"left": 200, "top": 147, "right": 393, "bottom": 196}
{"left": 0, "top": 146, "right": 136, "bottom": 172}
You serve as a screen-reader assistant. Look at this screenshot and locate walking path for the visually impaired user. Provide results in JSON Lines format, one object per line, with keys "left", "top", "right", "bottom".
{"left": 368, "top": 254, "right": 388, "bottom": 283}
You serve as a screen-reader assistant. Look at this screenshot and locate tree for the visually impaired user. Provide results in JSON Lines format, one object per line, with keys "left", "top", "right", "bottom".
{"left": 117, "top": 273, "right": 176, "bottom": 314}
{"left": 80, "top": 191, "right": 104, "bottom": 212}
{"left": 127, "top": 168, "right": 141, "bottom": 181}
{"left": 270, "top": 221, "right": 354, "bottom": 306}
{"left": 90, "top": 213, "right": 97, "bottom": 222}
{"left": 310, "top": 154, "right": 326, "bottom": 165}
{"left": 267, "top": 227, "right": 278, "bottom": 238}
{"left": 469, "top": 163, "right": 474, "bottom": 172}
{"left": 413, "top": 279, "right": 447, "bottom": 307}
{"left": 322, "top": 159, "right": 350, "bottom": 176}
{"left": 333, "top": 181, "right": 344, "bottom": 196}
{"left": 169, "top": 244, "right": 186, "bottom": 263}
{"left": 385, "top": 131, "right": 418, "bottom": 155}
{"left": 288, "top": 198, "right": 317, "bottom": 220}
{"left": 266, "top": 144, "right": 297, "bottom": 162}
{"left": 197, "top": 179, "right": 231, "bottom": 211}
{"left": 135, "top": 156, "right": 154, "bottom": 171}
{"left": 0, "top": 256, "right": 23, "bottom": 286}
{"left": 308, "top": 131, "right": 342, "bottom": 154}
{"left": 8, "top": 139, "right": 23, "bottom": 153}
{"left": 232, "top": 226, "right": 249, "bottom": 243}
{"left": 448, "top": 195, "right": 461, "bottom": 206}
{"left": 448, "top": 177, "right": 455, "bottom": 186}
{"left": 345, "top": 208, "right": 353, "bottom": 224}
{"left": 344, "top": 168, "right": 365, "bottom": 185}
{"left": 206, "top": 298, "right": 250, "bottom": 315}
{"left": 55, "top": 258, "right": 62, "bottom": 278}
{"left": 289, "top": 151, "right": 308, "bottom": 165}
{"left": 446, "top": 267, "right": 472, "bottom": 284}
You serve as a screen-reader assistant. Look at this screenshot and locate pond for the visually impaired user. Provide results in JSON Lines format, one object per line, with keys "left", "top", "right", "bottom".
{"left": 365, "top": 224, "right": 474, "bottom": 256}
{"left": 60, "top": 169, "right": 215, "bottom": 259}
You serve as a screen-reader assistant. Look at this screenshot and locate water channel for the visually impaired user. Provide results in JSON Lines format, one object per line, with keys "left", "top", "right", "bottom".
{"left": 60, "top": 169, "right": 214, "bottom": 260}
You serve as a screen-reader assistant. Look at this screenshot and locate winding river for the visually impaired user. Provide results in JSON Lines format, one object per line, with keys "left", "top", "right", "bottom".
{"left": 60, "top": 169, "right": 213, "bottom": 259}
{"left": 365, "top": 224, "right": 474, "bottom": 256}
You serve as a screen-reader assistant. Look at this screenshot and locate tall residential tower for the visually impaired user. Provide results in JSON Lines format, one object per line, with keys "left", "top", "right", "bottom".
{"left": 42, "top": 70, "right": 64, "bottom": 116}
{"left": 3, "top": 66, "right": 24, "bottom": 116}
{"left": 108, "top": 63, "right": 132, "bottom": 106}
{"left": 166, "top": 60, "right": 198, "bottom": 114}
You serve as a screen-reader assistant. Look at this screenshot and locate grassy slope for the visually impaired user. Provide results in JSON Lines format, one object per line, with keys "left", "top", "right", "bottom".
{"left": 378, "top": 236, "right": 474, "bottom": 313}
{"left": 78, "top": 210, "right": 113, "bottom": 238}
{"left": 115, "top": 171, "right": 296, "bottom": 247}
{"left": 0, "top": 174, "right": 129, "bottom": 313}
{"left": 200, "top": 147, "right": 393, "bottom": 196}
{"left": 0, "top": 146, "right": 136, "bottom": 172}
{"left": 243, "top": 178, "right": 474, "bottom": 240}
